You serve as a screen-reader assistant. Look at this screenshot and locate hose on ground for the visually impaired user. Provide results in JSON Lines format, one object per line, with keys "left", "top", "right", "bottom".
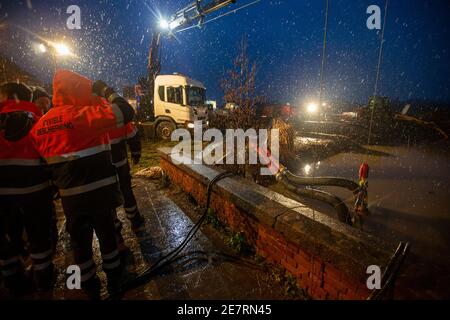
{"left": 105, "top": 171, "right": 234, "bottom": 300}
{"left": 367, "top": 241, "right": 410, "bottom": 300}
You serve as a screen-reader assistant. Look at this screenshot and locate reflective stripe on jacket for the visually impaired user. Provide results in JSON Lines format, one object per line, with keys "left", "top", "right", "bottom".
{"left": 108, "top": 122, "right": 140, "bottom": 165}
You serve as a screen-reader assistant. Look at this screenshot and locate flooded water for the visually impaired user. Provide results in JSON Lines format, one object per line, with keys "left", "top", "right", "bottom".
{"left": 293, "top": 144, "right": 450, "bottom": 298}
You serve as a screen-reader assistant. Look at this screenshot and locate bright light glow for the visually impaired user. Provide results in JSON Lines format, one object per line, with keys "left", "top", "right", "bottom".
{"left": 53, "top": 42, "right": 71, "bottom": 56}
{"left": 303, "top": 164, "right": 312, "bottom": 175}
{"left": 38, "top": 43, "right": 47, "bottom": 53}
{"left": 159, "top": 18, "right": 169, "bottom": 30}
{"left": 306, "top": 102, "right": 318, "bottom": 113}
{"left": 187, "top": 122, "right": 195, "bottom": 129}
{"left": 169, "top": 20, "right": 181, "bottom": 30}
{"left": 322, "top": 102, "right": 327, "bottom": 107}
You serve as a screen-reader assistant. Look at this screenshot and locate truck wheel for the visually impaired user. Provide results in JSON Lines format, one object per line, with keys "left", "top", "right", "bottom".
{"left": 156, "top": 121, "right": 176, "bottom": 140}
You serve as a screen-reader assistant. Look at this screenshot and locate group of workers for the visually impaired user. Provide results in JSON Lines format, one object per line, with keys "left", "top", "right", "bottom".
{"left": 0, "top": 69, "right": 145, "bottom": 299}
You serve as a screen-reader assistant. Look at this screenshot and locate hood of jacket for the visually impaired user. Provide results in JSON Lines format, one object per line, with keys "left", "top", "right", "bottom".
{"left": 52, "top": 69, "right": 95, "bottom": 107}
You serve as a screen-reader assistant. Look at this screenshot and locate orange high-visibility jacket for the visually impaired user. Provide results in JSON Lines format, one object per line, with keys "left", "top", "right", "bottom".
{"left": 30, "top": 70, "right": 134, "bottom": 210}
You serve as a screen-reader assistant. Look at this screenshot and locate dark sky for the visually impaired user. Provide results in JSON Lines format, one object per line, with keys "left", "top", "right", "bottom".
{"left": 1, "top": 0, "right": 450, "bottom": 105}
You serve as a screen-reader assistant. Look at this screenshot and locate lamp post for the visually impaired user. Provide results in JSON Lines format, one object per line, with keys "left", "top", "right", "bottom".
{"left": 37, "top": 41, "right": 73, "bottom": 72}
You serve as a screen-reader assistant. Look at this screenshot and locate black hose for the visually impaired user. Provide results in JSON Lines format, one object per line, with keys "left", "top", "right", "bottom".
{"left": 283, "top": 169, "right": 359, "bottom": 194}
{"left": 105, "top": 171, "right": 233, "bottom": 300}
{"left": 278, "top": 174, "right": 351, "bottom": 224}
{"left": 368, "top": 242, "right": 410, "bottom": 300}
{"left": 367, "top": 242, "right": 404, "bottom": 300}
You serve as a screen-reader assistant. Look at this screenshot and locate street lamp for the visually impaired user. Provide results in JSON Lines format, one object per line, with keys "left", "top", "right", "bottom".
{"left": 159, "top": 18, "right": 169, "bottom": 30}
{"left": 36, "top": 41, "right": 73, "bottom": 71}
{"left": 52, "top": 42, "right": 71, "bottom": 56}
{"left": 306, "top": 102, "right": 319, "bottom": 114}
{"left": 38, "top": 43, "right": 47, "bottom": 53}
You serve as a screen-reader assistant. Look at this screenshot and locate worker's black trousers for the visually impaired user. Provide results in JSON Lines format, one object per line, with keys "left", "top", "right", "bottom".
{"left": 63, "top": 205, "right": 121, "bottom": 283}
{"left": 0, "top": 193, "right": 54, "bottom": 288}
{"left": 116, "top": 161, "right": 139, "bottom": 220}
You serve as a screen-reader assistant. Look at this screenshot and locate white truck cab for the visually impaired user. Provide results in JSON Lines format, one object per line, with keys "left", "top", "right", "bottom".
{"left": 153, "top": 74, "right": 208, "bottom": 139}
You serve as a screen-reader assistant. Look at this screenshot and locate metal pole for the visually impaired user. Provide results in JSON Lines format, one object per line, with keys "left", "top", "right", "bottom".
{"left": 51, "top": 51, "right": 58, "bottom": 72}
{"left": 319, "top": 0, "right": 329, "bottom": 105}
{"left": 2, "top": 61, "right": 7, "bottom": 83}
{"left": 367, "top": 0, "right": 389, "bottom": 145}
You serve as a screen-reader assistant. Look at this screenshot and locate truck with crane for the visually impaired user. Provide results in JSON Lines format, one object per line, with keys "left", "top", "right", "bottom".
{"left": 136, "top": 0, "right": 238, "bottom": 140}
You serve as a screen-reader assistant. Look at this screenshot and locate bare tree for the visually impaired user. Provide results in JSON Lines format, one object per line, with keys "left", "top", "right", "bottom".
{"left": 220, "top": 37, "right": 264, "bottom": 130}
{"left": 216, "top": 37, "right": 269, "bottom": 179}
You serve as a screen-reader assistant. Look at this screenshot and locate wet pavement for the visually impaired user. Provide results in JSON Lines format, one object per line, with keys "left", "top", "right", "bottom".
{"left": 117, "top": 178, "right": 287, "bottom": 300}
{"left": 289, "top": 144, "right": 450, "bottom": 299}
{"left": 1, "top": 177, "right": 288, "bottom": 300}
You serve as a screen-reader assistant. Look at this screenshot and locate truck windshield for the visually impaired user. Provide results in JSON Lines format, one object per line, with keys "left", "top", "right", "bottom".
{"left": 186, "top": 86, "right": 206, "bottom": 106}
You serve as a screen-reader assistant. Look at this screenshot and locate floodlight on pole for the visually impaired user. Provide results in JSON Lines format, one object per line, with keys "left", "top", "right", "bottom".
{"left": 306, "top": 102, "right": 319, "bottom": 114}
{"left": 159, "top": 18, "right": 169, "bottom": 30}
{"left": 52, "top": 42, "right": 71, "bottom": 56}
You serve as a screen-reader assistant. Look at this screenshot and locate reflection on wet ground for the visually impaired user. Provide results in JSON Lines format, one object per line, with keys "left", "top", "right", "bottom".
{"left": 1, "top": 178, "right": 287, "bottom": 300}
{"left": 290, "top": 144, "right": 450, "bottom": 299}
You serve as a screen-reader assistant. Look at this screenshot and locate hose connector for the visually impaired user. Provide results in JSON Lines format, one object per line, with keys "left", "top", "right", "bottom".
{"left": 274, "top": 166, "right": 287, "bottom": 182}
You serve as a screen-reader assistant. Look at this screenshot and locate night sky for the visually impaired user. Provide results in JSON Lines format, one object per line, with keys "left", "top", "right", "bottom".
{"left": 1, "top": 0, "right": 450, "bottom": 105}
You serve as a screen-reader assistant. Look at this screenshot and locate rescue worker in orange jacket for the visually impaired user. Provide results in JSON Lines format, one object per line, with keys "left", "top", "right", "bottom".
{"left": 0, "top": 83, "right": 55, "bottom": 295}
{"left": 108, "top": 122, "right": 144, "bottom": 236}
{"left": 29, "top": 70, "right": 136, "bottom": 297}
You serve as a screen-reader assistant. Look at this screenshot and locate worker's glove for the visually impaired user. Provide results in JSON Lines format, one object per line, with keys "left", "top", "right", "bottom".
{"left": 92, "top": 80, "right": 115, "bottom": 99}
{"left": 131, "top": 152, "right": 141, "bottom": 165}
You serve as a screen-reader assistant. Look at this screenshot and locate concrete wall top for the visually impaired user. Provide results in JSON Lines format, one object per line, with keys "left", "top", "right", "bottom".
{"left": 158, "top": 147, "right": 396, "bottom": 281}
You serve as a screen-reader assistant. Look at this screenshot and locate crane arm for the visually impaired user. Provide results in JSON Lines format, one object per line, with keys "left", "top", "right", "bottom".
{"left": 168, "top": 0, "right": 237, "bottom": 31}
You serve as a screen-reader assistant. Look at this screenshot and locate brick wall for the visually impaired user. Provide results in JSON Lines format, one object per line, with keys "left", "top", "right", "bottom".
{"left": 254, "top": 223, "right": 370, "bottom": 300}
{"left": 159, "top": 148, "right": 390, "bottom": 300}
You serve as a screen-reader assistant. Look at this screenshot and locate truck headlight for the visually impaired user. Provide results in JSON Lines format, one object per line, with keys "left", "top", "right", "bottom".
{"left": 187, "top": 122, "right": 195, "bottom": 129}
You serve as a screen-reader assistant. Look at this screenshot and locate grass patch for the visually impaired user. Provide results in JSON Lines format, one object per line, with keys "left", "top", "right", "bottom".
{"left": 203, "top": 208, "right": 250, "bottom": 255}
{"left": 205, "top": 208, "right": 224, "bottom": 230}
{"left": 225, "top": 231, "right": 247, "bottom": 254}
{"left": 129, "top": 139, "right": 178, "bottom": 175}
{"left": 268, "top": 264, "right": 308, "bottom": 299}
